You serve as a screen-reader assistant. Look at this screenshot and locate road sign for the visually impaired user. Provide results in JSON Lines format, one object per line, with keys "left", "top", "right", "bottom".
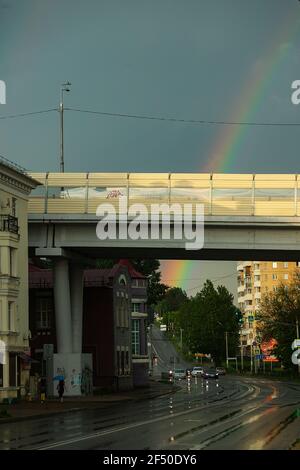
{"left": 255, "top": 354, "right": 264, "bottom": 360}
{"left": 263, "top": 356, "right": 279, "bottom": 362}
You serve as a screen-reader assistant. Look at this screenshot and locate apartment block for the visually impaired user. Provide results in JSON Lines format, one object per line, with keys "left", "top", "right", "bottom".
{"left": 237, "top": 261, "right": 300, "bottom": 352}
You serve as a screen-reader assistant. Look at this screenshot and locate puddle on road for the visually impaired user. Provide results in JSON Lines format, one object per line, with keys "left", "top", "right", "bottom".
{"left": 167, "top": 409, "right": 242, "bottom": 443}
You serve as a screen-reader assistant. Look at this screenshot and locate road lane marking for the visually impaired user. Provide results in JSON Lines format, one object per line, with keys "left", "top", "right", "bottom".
{"left": 36, "top": 384, "right": 254, "bottom": 450}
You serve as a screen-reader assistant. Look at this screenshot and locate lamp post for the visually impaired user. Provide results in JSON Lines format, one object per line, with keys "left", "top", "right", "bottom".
{"left": 296, "top": 318, "right": 300, "bottom": 375}
{"left": 180, "top": 328, "right": 183, "bottom": 350}
{"left": 240, "top": 337, "right": 244, "bottom": 371}
{"left": 59, "top": 82, "right": 71, "bottom": 172}
{"left": 225, "top": 331, "right": 229, "bottom": 368}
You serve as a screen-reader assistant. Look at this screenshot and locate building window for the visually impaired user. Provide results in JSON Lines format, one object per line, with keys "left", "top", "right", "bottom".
{"left": 132, "top": 279, "right": 145, "bottom": 288}
{"left": 9, "top": 353, "right": 17, "bottom": 387}
{"left": 284, "top": 274, "right": 289, "bottom": 280}
{"left": 116, "top": 350, "right": 120, "bottom": 375}
{"left": 284, "top": 262, "right": 289, "bottom": 268}
{"left": 121, "top": 351, "right": 125, "bottom": 375}
{"left": 8, "top": 301, "right": 15, "bottom": 331}
{"left": 254, "top": 275, "right": 260, "bottom": 281}
{"left": 254, "top": 263, "right": 259, "bottom": 270}
{"left": 36, "top": 297, "right": 52, "bottom": 329}
{"left": 132, "top": 303, "right": 143, "bottom": 313}
{"left": 11, "top": 198, "right": 17, "bottom": 217}
{"left": 272, "top": 262, "right": 277, "bottom": 268}
{"left": 125, "top": 350, "right": 129, "bottom": 374}
{"left": 9, "top": 248, "right": 17, "bottom": 277}
{"left": 272, "top": 274, "right": 277, "bottom": 280}
{"left": 132, "top": 319, "right": 140, "bottom": 355}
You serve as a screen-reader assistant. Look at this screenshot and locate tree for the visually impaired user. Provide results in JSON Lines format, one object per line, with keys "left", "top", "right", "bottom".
{"left": 257, "top": 272, "right": 300, "bottom": 369}
{"left": 175, "top": 280, "right": 240, "bottom": 365}
{"left": 156, "top": 287, "right": 188, "bottom": 331}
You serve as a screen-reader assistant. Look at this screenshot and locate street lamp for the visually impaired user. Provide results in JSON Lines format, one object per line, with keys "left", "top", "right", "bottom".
{"left": 59, "top": 82, "right": 71, "bottom": 172}
{"left": 180, "top": 328, "right": 183, "bottom": 350}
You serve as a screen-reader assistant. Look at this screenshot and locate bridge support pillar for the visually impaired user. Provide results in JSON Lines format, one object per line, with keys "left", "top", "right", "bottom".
{"left": 70, "top": 266, "right": 84, "bottom": 353}
{"left": 53, "top": 258, "right": 73, "bottom": 354}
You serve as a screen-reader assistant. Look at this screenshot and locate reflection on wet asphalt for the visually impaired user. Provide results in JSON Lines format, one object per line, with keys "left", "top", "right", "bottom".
{"left": 0, "top": 376, "right": 300, "bottom": 450}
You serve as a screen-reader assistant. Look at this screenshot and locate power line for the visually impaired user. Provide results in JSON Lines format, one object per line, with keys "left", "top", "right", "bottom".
{"left": 1, "top": 106, "right": 300, "bottom": 127}
{"left": 0, "top": 109, "right": 57, "bottom": 120}
{"left": 167, "top": 272, "right": 238, "bottom": 294}
{"left": 66, "top": 107, "right": 300, "bottom": 127}
{"left": 164, "top": 273, "right": 237, "bottom": 282}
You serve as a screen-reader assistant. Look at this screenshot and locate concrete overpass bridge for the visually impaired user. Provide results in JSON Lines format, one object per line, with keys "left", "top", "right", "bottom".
{"left": 26, "top": 172, "right": 300, "bottom": 393}
{"left": 28, "top": 172, "right": 300, "bottom": 261}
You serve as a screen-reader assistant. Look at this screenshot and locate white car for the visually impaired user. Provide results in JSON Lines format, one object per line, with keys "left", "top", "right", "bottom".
{"left": 173, "top": 369, "right": 186, "bottom": 380}
{"left": 191, "top": 366, "right": 204, "bottom": 377}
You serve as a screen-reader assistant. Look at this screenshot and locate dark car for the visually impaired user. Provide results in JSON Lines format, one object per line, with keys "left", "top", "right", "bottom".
{"left": 202, "top": 368, "right": 219, "bottom": 379}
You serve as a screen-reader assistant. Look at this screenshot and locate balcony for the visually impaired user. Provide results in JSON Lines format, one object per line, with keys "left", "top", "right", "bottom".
{"left": 243, "top": 293, "right": 253, "bottom": 302}
{"left": 238, "top": 284, "right": 245, "bottom": 293}
{"left": 254, "top": 292, "right": 261, "bottom": 300}
{"left": 254, "top": 280, "right": 261, "bottom": 288}
{"left": 0, "top": 215, "right": 19, "bottom": 234}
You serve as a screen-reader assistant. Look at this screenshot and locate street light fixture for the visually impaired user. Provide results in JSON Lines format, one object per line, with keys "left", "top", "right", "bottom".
{"left": 59, "top": 81, "right": 71, "bottom": 173}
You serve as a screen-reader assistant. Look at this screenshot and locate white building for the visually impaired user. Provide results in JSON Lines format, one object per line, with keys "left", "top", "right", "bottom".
{"left": 0, "top": 158, "right": 38, "bottom": 400}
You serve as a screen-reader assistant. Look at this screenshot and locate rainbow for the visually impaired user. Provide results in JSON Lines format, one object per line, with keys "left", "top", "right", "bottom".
{"left": 204, "top": 5, "right": 300, "bottom": 172}
{"left": 161, "top": 260, "right": 198, "bottom": 292}
{"left": 162, "top": 5, "right": 300, "bottom": 291}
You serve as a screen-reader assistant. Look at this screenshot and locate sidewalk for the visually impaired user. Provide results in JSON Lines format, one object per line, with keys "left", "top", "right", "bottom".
{"left": 0, "top": 380, "right": 179, "bottom": 424}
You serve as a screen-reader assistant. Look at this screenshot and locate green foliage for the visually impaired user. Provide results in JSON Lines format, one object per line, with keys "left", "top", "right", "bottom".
{"left": 257, "top": 272, "right": 300, "bottom": 369}
{"left": 158, "top": 280, "right": 240, "bottom": 365}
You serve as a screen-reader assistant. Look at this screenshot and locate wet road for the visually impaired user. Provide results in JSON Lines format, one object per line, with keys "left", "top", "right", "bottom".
{"left": 150, "top": 325, "right": 190, "bottom": 375}
{"left": 1, "top": 376, "right": 300, "bottom": 450}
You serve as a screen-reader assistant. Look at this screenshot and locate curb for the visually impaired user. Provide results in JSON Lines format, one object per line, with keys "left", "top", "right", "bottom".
{"left": 0, "top": 386, "right": 178, "bottom": 425}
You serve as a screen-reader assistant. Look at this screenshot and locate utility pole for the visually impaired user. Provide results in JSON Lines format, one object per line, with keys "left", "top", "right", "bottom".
{"left": 149, "top": 324, "right": 153, "bottom": 376}
{"left": 296, "top": 318, "right": 300, "bottom": 375}
{"left": 240, "top": 337, "right": 244, "bottom": 371}
{"left": 225, "top": 331, "right": 229, "bottom": 368}
{"left": 59, "top": 82, "right": 71, "bottom": 172}
{"left": 180, "top": 328, "right": 183, "bottom": 350}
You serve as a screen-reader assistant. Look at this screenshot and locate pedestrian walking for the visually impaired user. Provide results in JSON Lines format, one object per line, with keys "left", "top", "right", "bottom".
{"left": 39, "top": 377, "right": 47, "bottom": 404}
{"left": 57, "top": 379, "right": 65, "bottom": 403}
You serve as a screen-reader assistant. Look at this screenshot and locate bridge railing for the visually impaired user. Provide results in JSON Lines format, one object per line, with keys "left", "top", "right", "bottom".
{"left": 28, "top": 173, "right": 299, "bottom": 217}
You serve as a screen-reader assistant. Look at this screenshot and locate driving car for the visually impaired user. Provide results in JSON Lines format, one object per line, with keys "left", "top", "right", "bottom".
{"left": 216, "top": 367, "right": 226, "bottom": 375}
{"left": 173, "top": 369, "right": 186, "bottom": 380}
{"left": 191, "top": 366, "right": 204, "bottom": 377}
{"left": 202, "top": 368, "right": 219, "bottom": 379}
